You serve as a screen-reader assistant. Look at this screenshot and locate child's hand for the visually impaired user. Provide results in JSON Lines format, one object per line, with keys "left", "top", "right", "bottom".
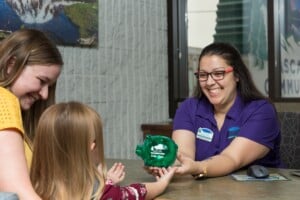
{"left": 107, "top": 162, "right": 125, "bottom": 184}
{"left": 155, "top": 167, "right": 176, "bottom": 183}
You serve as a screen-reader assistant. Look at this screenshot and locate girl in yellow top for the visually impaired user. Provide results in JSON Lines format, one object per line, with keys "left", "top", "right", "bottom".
{"left": 0, "top": 29, "right": 63, "bottom": 200}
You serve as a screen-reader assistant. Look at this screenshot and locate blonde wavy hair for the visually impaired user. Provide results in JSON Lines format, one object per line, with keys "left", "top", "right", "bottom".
{"left": 30, "top": 102, "right": 106, "bottom": 200}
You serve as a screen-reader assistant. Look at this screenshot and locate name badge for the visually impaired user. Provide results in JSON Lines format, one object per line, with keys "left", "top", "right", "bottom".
{"left": 196, "top": 127, "right": 214, "bottom": 142}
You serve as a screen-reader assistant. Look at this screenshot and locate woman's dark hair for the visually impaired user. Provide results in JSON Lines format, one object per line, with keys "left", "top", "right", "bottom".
{"left": 193, "top": 42, "right": 267, "bottom": 102}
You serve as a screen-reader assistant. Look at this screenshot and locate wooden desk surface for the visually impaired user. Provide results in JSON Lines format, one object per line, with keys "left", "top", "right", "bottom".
{"left": 107, "top": 159, "right": 300, "bottom": 200}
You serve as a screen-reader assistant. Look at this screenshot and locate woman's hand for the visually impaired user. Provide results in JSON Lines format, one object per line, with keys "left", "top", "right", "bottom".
{"left": 106, "top": 162, "right": 125, "bottom": 184}
{"left": 174, "top": 153, "right": 198, "bottom": 176}
{"left": 143, "top": 152, "right": 194, "bottom": 177}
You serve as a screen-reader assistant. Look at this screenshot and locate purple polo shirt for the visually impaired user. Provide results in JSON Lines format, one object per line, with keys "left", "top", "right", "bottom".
{"left": 173, "top": 94, "right": 283, "bottom": 168}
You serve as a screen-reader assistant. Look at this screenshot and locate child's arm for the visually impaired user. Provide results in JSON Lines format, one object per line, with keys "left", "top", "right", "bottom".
{"left": 100, "top": 167, "right": 176, "bottom": 200}
{"left": 143, "top": 167, "right": 176, "bottom": 200}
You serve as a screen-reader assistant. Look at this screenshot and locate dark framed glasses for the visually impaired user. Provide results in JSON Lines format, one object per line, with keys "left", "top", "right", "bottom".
{"left": 194, "top": 67, "right": 234, "bottom": 82}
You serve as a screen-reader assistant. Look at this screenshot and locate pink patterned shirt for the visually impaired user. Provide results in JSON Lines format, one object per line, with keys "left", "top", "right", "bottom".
{"left": 100, "top": 179, "right": 147, "bottom": 200}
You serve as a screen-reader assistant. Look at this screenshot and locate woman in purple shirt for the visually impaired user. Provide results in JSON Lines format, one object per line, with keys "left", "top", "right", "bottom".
{"left": 173, "top": 42, "right": 283, "bottom": 178}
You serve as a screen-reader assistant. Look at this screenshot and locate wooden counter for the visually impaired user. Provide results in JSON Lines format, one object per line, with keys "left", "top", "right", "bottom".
{"left": 107, "top": 159, "right": 300, "bottom": 200}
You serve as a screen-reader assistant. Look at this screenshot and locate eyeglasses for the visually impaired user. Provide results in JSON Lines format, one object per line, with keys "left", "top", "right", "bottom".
{"left": 194, "top": 67, "right": 234, "bottom": 82}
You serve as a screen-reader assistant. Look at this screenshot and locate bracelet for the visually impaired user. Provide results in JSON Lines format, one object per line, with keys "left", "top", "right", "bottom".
{"left": 192, "top": 165, "right": 207, "bottom": 180}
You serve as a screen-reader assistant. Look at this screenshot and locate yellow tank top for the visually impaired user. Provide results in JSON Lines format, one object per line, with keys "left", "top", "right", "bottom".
{"left": 0, "top": 87, "right": 32, "bottom": 168}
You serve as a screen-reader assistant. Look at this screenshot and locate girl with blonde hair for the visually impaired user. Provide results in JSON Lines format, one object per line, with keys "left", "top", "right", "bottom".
{"left": 30, "top": 101, "right": 175, "bottom": 200}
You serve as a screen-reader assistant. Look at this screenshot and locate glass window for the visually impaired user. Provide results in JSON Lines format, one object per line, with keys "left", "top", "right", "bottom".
{"left": 187, "top": 0, "right": 269, "bottom": 96}
{"left": 167, "top": 0, "right": 300, "bottom": 118}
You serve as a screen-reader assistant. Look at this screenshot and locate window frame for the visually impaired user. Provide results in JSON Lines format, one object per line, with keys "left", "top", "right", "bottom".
{"left": 268, "top": 0, "right": 300, "bottom": 101}
{"left": 167, "top": 0, "right": 189, "bottom": 118}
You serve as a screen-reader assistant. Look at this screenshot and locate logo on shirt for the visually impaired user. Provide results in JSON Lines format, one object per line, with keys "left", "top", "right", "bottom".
{"left": 227, "top": 126, "right": 240, "bottom": 139}
{"left": 196, "top": 127, "right": 214, "bottom": 142}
